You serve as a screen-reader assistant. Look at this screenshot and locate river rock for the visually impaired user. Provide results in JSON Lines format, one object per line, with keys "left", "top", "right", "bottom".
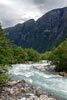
{"left": 21, "top": 88, "right": 26, "bottom": 93}
{"left": 0, "top": 98, "right": 3, "bottom": 100}
{"left": 7, "top": 80, "right": 25, "bottom": 87}
{"left": 47, "top": 65, "right": 56, "bottom": 71}
{"left": 29, "top": 86, "right": 36, "bottom": 91}
{"left": 40, "top": 95, "right": 48, "bottom": 99}
{"left": 33, "top": 66, "right": 46, "bottom": 72}
{"left": 0, "top": 80, "right": 57, "bottom": 100}
{"left": 27, "top": 61, "right": 33, "bottom": 64}
{"left": 11, "top": 89, "right": 21, "bottom": 95}
{"left": 35, "top": 89, "right": 43, "bottom": 97}
{"left": 40, "top": 95, "right": 57, "bottom": 100}
{"left": 57, "top": 72, "right": 67, "bottom": 77}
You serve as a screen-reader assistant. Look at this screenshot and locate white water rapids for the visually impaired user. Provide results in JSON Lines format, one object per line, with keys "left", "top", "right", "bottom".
{"left": 9, "top": 61, "right": 67, "bottom": 100}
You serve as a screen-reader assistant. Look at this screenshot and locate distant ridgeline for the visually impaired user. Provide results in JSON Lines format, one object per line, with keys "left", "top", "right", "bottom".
{"left": 5, "top": 7, "right": 67, "bottom": 53}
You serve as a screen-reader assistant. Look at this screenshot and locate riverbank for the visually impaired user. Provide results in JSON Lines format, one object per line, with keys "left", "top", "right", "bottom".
{"left": 0, "top": 80, "right": 58, "bottom": 100}
{"left": 1, "top": 61, "right": 67, "bottom": 100}
{"left": 56, "top": 72, "right": 67, "bottom": 77}
{"left": 32, "top": 61, "right": 67, "bottom": 77}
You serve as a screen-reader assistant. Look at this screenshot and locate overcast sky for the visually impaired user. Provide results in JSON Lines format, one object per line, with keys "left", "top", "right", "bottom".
{"left": 0, "top": 0, "right": 67, "bottom": 28}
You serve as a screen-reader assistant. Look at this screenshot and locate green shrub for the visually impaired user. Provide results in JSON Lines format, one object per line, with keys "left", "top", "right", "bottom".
{"left": 25, "top": 48, "right": 40, "bottom": 62}
{"left": 48, "top": 40, "right": 67, "bottom": 72}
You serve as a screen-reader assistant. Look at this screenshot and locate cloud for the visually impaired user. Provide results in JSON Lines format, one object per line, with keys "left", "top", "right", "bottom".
{"left": 0, "top": 0, "right": 41, "bottom": 28}
{"left": 0, "top": 0, "right": 67, "bottom": 28}
{"left": 33, "top": 0, "right": 67, "bottom": 13}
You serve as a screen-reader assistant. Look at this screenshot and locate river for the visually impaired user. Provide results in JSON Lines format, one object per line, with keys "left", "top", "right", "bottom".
{"left": 9, "top": 61, "right": 67, "bottom": 100}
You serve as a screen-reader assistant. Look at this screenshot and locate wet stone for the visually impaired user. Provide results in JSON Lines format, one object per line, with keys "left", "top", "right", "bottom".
{"left": 0, "top": 80, "right": 57, "bottom": 100}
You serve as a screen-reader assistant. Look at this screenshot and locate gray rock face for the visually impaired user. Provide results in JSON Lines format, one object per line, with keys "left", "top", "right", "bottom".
{"left": 5, "top": 7, "right": 67, "bottom": 53}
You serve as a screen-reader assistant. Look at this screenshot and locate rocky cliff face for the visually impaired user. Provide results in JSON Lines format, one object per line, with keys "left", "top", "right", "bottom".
{"left": 5, "top": 7, "right": 67, "bottom": 53}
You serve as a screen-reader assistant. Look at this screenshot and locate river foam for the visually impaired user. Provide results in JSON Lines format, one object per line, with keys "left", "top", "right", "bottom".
{"left": 9, "top": 62, "right": 67, "bottom": 100}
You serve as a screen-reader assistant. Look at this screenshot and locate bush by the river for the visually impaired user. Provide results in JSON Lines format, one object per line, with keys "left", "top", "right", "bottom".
{"left": 41, "top": 40, "right": 67, "bottom": 72}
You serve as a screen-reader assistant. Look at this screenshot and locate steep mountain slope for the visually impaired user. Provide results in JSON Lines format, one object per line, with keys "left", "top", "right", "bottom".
{"left": 5, "top": 7, "right": 67, "bottom": 53}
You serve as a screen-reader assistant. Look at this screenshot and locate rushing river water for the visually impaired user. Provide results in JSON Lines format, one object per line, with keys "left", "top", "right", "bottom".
{"left": 9, "top": 61, "right": 67, "bottom": 100}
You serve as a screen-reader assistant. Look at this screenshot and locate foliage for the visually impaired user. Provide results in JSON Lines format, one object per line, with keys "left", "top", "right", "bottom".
{"left": 0, "top": 25, "right": 41, "bottom": 86}
{"left": 0, "top": 25, "right": 11, "bottom": 86}
{"left": 41, "top": 51, "right": 52, "bottom": 60}
{"left": 10, "top": 45, "right": 29, "bottom": 63}
{"left": 0, "top": 70, "right": 11, "bottom": 87}
{"left": 41, "top": 40, "right": 67, "bottom": 72}
{"left": 25, "top": 48, "right": 40, "bottom": 62}
{"left": 50, "top": 40, "right": 67, "bottom": 72}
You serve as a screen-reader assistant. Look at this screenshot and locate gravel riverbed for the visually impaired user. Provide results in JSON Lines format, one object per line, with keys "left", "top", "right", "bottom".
{"left": 0, "top": 80, "right": 57, "bottom": 100}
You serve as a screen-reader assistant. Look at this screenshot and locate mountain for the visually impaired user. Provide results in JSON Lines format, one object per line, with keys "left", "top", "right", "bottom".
{"left": 5, "top": 7, "right": 67, "bottom": 53}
